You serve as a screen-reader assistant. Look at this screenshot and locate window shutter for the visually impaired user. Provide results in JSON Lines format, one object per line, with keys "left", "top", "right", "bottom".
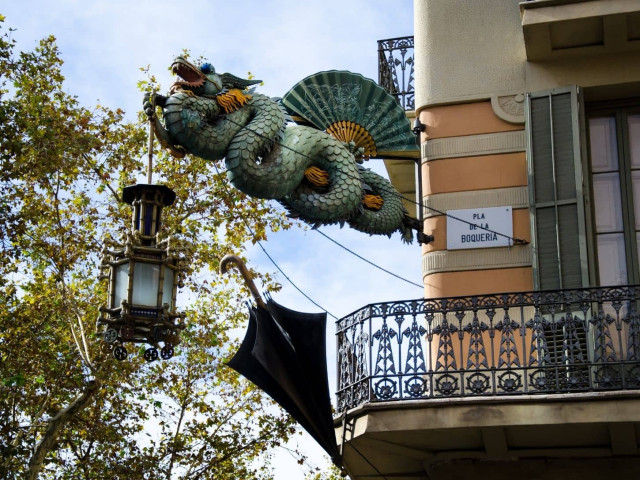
{"left": 527, "top": 87, "right": 589, "bottom": 290}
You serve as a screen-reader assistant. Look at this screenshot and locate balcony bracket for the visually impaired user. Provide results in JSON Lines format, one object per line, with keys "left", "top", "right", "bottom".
{"left": 339, "top": 410, "right": 355, "bottom": 459}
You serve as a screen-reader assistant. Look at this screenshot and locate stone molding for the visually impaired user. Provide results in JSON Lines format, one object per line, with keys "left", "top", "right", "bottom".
{"left": 422, "top": 245, "right": 532, "bottom": 277}
{"left": 491, "top": 93, "right": 526, "bottom": 124}
{"left": 423, "top": 187, "right": 529, "bottom": 218}
{"left": 422, "top": 130, "right": 526, "bottom": 162}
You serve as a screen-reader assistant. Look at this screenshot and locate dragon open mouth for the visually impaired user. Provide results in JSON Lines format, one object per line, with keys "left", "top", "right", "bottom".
{"left": 170, "top": 57, "right": 205, "bottom": 94}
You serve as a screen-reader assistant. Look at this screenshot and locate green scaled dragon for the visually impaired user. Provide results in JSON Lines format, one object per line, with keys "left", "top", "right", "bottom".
{"left": 144, "top": 56, "right": 417, "bottom": 242}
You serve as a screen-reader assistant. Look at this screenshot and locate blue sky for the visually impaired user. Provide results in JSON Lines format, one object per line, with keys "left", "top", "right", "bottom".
{"left": 3, "top": 1, "right": 419, "bottom": 476}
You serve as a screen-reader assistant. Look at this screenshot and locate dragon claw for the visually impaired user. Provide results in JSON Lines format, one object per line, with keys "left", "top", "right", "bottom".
{"left": 143, "top": 92, "right": 155, "bottom": 118}
{"left": 142, "top": 92, "right": 167, "bottom": 118}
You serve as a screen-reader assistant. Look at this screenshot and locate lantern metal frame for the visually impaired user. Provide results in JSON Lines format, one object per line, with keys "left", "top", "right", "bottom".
{"left": 98, "top": 184, "right": 188, "bottom": 360}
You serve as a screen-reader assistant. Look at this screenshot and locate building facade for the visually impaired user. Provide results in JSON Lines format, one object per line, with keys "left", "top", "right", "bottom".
{"left": 336, "top": 1, "right": 640, "bottom": 478}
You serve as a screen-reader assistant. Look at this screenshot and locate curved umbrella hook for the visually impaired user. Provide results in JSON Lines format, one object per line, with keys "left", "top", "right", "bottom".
{"left": 219, "top": 254, "right": 267, "bottom": 310}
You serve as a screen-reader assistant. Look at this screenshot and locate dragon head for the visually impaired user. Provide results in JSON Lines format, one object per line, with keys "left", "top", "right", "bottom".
{"left": 170, "top": 56, "right": 223, "bottom": 96}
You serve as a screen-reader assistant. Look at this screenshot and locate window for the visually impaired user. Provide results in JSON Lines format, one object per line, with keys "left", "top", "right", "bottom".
{"left": 528, "top": 90, "right": 640, "bottom": 369}
{"left": 528, "top": 89, "right": 640, "bottom": 288}
{"left": 588, "top": 108, "right": 640, "bottom": 286}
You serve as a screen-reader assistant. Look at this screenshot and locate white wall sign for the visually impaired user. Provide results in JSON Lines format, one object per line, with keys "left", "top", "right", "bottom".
{"left": 447, "top": 206, "right": 513, "bottom": 250}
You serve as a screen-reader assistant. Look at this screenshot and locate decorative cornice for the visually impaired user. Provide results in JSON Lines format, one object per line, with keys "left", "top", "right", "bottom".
{"left": 422, "top": 246, "right": 532, "bottom": 277}
{"left": 422, "top": 130, "right": 526, "bottom": 162}
{"left": 491, "top": 93, "right": 526, "bottom": 124}
{"left": 423, "top": 187, "right": 529, "bottom": 218}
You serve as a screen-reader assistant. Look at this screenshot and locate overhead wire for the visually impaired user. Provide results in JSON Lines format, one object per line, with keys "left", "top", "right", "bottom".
{"left": 203, "top": 114, "right": 428, "bottom": 316}
{"left": 314, "top": 229, "right": 423, "bottom": 289}
{"left": 348, "top": 442, "right": 390, "bottom": 480}
{"left": 211, "top": 162, "right": 339, "bottom": 320}
{"left": 214, "top": 159, "right": 423, "bottom": 317}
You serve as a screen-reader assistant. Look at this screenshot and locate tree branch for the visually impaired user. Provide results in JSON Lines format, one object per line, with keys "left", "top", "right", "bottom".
{"left": 82, "top": 153, "right": 122, "bottom": 203}
{"left": 165, "top": 397, "right": 188, "bottom": 479}
{"left": 0, "top": 393, "right": 50, "bottom": 474}
{"left": 186, "top": 431, "right": 273, "bottom": 480}
{"left": 25, "top": 379, "right": 101, "bottom": 480}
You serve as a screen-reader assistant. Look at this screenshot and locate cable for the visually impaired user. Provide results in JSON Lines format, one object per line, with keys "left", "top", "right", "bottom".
{"left": 219, "top": 114, "right": 528, "bottom": 246}
{"left": 314, "top": 229, "right": 423, "bottom": 289}
{"left": 348, "top": 442, "right": 390, "bottom": 480}
{"left": 256, "top": 240, "right": 338, "bottom": 320}
{"left": 212, "top": 162, "right": 339, "bottom": 320}
{"left": 212, "top": 173, "right": 421, "bottom": 292}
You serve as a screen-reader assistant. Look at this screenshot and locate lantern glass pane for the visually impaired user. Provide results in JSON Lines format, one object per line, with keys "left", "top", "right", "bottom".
{"left": 162, "top": 266, "right": 175, "bottom": 309}
{"left": 132, "top": 262, "right": 160, "bottom": 306}
{"left": 113, "top": 263, "right": 130, "bottom": 308}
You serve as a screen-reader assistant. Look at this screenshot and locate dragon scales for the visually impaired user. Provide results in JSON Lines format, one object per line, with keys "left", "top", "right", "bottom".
{"left": 144, "top": 57, "right": 415, "bottom": 242}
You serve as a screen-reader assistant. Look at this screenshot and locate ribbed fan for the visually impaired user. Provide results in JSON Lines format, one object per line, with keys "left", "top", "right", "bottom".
{"left": 282, "top": 70, "right": 417, "bottom": 157}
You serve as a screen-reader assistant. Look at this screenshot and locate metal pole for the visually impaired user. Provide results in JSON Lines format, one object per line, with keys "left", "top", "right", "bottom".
{"left": 147, "top": 120, "right": 154, "bottom": 185}
{"left": 147, "top": 92, "right": 155, "bottom": 185}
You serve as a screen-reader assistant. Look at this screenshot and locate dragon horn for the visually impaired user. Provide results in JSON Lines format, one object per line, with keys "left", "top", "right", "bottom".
{"left": 219, "top": 254, "right": 267, "bottom": 310}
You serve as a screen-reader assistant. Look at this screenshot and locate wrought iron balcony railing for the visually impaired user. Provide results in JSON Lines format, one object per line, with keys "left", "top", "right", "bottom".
{"left": 336, "top": 285, "right": 640, "bottom": 412}
{"left": 378, "top": 36, "right": 414, "bottom": 111}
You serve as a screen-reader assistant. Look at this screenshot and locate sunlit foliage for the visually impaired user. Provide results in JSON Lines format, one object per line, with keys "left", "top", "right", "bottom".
{"left": 0, "top": 15, "right": 342, "bottom": 479}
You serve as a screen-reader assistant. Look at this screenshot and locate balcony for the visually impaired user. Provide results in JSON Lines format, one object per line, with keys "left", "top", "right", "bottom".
{"left": 337, "top": 284, "right": 640, "bottom": 407}
{"left": 377, "top": 36, "right": 415, "bottom": 112}
{"left": 377, "top": 36, "right": 419, "bottom": 217}
{"left": 335, "top": 285, "right": 640, "bottom": 479}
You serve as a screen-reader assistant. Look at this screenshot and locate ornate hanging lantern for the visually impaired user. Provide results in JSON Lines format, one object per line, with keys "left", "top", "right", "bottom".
{"left": 98, "top": 96, "right": 188, "bottom": 361}
{"left": 98, "top": 184, "right": 187, "bottom": 361}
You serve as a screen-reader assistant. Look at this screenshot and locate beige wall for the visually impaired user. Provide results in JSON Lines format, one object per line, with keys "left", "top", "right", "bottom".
{"left": 423, "top": 153, "right": 527, "bottom": 195}
{"left": 413, "top": 0, "right": 530, "bottom": 298}
{"left": 418, "top": 100, "right": 530, "bottom": 298}
{"left": 420, "top": 101, "right": 522, "bottom": 139}
{"left": 424, "top": 267, "right": 533, "bottom": 297}
{"left": 414, "top": 0, "right": 526, "bottom": 111}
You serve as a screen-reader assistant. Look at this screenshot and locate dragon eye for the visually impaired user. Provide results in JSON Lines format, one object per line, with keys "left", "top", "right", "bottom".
{"left": 200, "top": 63, "right": 214, "bottom": 74}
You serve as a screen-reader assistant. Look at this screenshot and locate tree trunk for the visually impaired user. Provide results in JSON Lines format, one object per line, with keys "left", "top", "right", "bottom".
{"left": 25, "top": 379, "right": 101, "bottom": 480}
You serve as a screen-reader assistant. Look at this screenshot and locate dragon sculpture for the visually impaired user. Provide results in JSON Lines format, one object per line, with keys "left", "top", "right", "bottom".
{"left": 144, "top": 56, "right": 418, "bottom": 242}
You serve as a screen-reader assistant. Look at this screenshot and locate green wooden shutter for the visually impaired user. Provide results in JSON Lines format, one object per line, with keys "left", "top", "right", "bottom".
{"left": 527, "top": 87, "right": 589, "bottom": 290}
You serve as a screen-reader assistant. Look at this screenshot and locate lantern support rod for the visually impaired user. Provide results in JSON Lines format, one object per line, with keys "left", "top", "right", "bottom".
{"left": 147, "top": 91, "right": 155, "bottom": 185}
{"left": 220, "top": 255, "right": 267, "bottom": 310}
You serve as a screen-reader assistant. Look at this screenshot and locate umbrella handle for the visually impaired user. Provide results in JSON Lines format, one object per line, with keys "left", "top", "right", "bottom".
{"left": 219, "top": 255, "right": 267, "bottom": 310}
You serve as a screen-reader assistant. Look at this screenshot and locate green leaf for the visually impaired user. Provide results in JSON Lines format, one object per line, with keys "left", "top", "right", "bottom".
{"left": 3, "top": 373, "right": 26, "bottom": 387}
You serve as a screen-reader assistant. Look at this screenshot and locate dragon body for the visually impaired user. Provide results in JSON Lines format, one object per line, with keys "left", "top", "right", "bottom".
{"left": 146, "top": 57, "right": 414, "bottom": 241}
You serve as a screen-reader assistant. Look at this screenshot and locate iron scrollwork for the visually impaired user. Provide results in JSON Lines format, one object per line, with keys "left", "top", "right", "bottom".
{"left": 336, "top": 285, "right": 640, "bottom": 410}
{"left": 378, "top": 36, "right": 415, "bottom": 111}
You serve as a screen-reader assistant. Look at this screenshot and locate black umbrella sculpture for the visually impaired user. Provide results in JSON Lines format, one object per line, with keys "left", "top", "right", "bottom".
{"left": 220, "top": 255, "right": 341, "bottom": 466}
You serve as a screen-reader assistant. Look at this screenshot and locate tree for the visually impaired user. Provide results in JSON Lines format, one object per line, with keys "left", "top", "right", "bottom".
{"left": 0, "top": 15, "right": 321, "bottom": 479}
